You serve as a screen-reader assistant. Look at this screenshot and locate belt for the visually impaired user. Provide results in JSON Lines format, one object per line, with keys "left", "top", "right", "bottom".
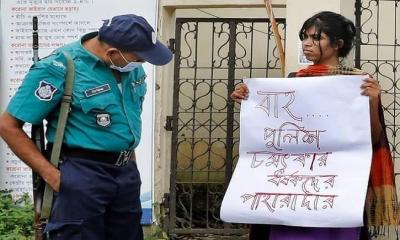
{"left": 46, "top": 144, "right": 136, "bottom": 166}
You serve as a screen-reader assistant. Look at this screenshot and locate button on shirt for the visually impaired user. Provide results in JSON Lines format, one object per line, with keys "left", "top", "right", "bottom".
{"left": 7, "top": 32, "right": 147, "bottom": 151}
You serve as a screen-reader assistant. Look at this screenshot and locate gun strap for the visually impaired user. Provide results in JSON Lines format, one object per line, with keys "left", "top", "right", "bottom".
{"left": 41, "top": 51, "right": 75, "bottom": 220}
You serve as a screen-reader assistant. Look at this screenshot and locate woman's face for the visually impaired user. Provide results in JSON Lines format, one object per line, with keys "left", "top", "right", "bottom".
{"left": 302, "top": 26, "right": 340, "bottom": 65}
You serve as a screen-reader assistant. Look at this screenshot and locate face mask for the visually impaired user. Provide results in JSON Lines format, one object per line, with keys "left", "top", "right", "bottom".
{"left": 110, "top": 61, "right": 143, "bottom": 72}
{"left": 109, "top": 51, "right": 143, "bottom": 72}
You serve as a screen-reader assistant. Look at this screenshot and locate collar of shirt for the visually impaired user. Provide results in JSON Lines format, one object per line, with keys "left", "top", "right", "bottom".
{"left": 74, "top": 32, "right": 105, "bottom": 70}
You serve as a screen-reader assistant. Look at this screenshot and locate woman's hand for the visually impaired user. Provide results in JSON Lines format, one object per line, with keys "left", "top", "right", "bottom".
{"left": 361, "top": 77, "right": 382, "bottom": 143}
{"left": 361, "top": 77, "right": 381, "bottom": 101}
{"left": 230, "top": 83, "right": 249, "bottom": 103}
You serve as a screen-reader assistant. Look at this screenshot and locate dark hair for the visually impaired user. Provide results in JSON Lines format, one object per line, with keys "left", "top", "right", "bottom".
{"left": 299, "top": 11, "right": 356, "bottom": 57}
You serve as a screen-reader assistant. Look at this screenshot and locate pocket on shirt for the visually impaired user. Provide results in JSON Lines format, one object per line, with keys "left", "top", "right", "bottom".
{"left": 79, "top": 93, "right": 118, "bottom": 128}
{"left": 79, "top": 92, "right": 118, "bottom": 114}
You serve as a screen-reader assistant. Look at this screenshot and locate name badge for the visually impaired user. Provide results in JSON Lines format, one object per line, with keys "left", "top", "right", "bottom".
{"left": 84, "top": 84, "right": 111, "bottom": 98}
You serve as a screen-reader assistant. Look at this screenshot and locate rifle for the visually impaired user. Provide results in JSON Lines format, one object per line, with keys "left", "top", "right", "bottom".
{"left": 30, "top": 16, "right": 47, "bottom": 240}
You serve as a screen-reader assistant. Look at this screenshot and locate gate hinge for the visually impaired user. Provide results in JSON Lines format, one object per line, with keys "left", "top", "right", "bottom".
{"left": 168, "top": 38, "right": 175, "bottom": 54}
{"left": 162, "top": 193, "right": 170, "bottom": 209}
{"left": 165, "top": 116, "right": 174, "bottom": 131}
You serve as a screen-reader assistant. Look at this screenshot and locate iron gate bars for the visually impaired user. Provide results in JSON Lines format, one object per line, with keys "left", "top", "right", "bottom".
{"left": 167, "top": 17, "right": 286, "bottom": 235}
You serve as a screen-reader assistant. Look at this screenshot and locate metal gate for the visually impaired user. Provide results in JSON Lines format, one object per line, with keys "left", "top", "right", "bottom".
{"left": 355, "top": 1, "right": 399, "bottom": 174}
{"left": 166, "top": 18, "right": 286, "bottom": 235}
{"left": 355, "top": 0, "right": 399, "bottom": 237}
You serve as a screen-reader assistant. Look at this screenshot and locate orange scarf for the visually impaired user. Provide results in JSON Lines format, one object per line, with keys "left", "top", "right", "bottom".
{"left": 296, "top": 64, "right": 364, "bottom": 77}
{"left": 297, "top": 64, "right": 399, "bottom": 227}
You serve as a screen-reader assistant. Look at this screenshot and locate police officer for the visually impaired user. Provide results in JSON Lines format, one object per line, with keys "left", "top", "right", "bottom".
{"left": 0, "top": 14, "right": 172, "bottom": 239}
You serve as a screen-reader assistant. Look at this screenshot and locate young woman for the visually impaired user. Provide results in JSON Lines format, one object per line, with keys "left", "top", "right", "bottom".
{"left": 231, "top": 11, "right": 398, "bottom": 240}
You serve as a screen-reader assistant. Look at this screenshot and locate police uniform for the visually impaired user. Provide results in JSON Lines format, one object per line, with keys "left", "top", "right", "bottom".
{"left": 7, "top": 32, "right": 146, "bottom": 239}
{"left": 8, "top": 32, "right": 147, "bottom": 151}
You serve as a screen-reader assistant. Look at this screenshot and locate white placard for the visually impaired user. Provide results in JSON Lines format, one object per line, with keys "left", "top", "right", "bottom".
{"left": 0, "top": 0, "right": 157, "bottom": 224}
{"left": 221, "top": 75, "right": 372, "bottom": 227}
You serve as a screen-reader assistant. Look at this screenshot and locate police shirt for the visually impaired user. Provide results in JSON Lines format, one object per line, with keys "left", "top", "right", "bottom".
{"left": 7, "top": 32, "right": 147, "bottom": 151}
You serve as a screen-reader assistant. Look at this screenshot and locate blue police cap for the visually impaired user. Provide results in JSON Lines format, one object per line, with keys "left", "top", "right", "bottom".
{"left": 99, "top": 14, "right": 173, "bottom": 66}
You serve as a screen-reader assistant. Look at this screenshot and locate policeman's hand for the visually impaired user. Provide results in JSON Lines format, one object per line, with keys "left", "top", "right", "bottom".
{"left": 54, "top": 170, "right": 61, "bottom": 192}
{"left": 231, "top": 83, "right": 249, "bottom": 103}
{"left": 43, "top": 168, "right": 61, "bottom": 192}
{"left": 361, "top": 77, "right": 381, "bottom": 103}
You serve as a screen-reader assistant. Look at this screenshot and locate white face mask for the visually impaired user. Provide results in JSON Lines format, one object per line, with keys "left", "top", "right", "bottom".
{"left": 109, "top": 51, "right": 143, "bottom": 72}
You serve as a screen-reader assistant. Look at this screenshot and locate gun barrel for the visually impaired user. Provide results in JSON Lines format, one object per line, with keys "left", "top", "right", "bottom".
{"left": 31, "top": 15, "right": 46, "bottom": 240}
{"left": 33, "top": 16, "right": 38, "bottom": 31}
{"left": 32, "top": 16, "right": 39, "bottom": 62}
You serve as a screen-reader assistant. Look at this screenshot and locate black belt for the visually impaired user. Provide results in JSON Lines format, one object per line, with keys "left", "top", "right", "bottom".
{"left": 46, "top": 144, "right": 136, "bottom": 166}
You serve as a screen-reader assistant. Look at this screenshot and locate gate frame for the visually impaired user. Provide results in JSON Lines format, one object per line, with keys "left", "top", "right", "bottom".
{"left": 166, "top": 17, "right": 286, "bottom": 236}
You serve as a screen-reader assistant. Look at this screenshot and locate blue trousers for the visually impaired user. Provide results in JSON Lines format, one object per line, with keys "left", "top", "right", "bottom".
{"left": 44, "top": 155, "right": 143, "bottom": 240}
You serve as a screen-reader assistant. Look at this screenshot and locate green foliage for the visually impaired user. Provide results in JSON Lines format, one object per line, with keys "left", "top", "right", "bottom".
{"left": 0, "top": 190, "right": 34, "bottom": 240}
{"left": 144, "top": 224, "right": 169, "bottom": 240}
{"left": 143, "top": 202, "right": 169, "bottom": 240}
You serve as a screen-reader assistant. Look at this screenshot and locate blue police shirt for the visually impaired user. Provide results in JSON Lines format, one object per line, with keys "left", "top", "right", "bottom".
{"left": 7, "top": 32, "right": 147, "bottom": 151}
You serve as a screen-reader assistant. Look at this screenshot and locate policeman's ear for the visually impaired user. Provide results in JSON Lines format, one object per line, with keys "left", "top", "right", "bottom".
{"left": 105, "top": 48, "right": 119, "bottom": 58}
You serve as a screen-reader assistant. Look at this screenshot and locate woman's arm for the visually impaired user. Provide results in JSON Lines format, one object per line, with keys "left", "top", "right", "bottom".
{"left": 361, "top": 77, "right": 382, "bottom": 144}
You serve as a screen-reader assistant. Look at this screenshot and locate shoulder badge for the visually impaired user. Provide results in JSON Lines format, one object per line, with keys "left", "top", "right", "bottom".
{"left": 34, "top": 80, "right": 58, "bottom": 101}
